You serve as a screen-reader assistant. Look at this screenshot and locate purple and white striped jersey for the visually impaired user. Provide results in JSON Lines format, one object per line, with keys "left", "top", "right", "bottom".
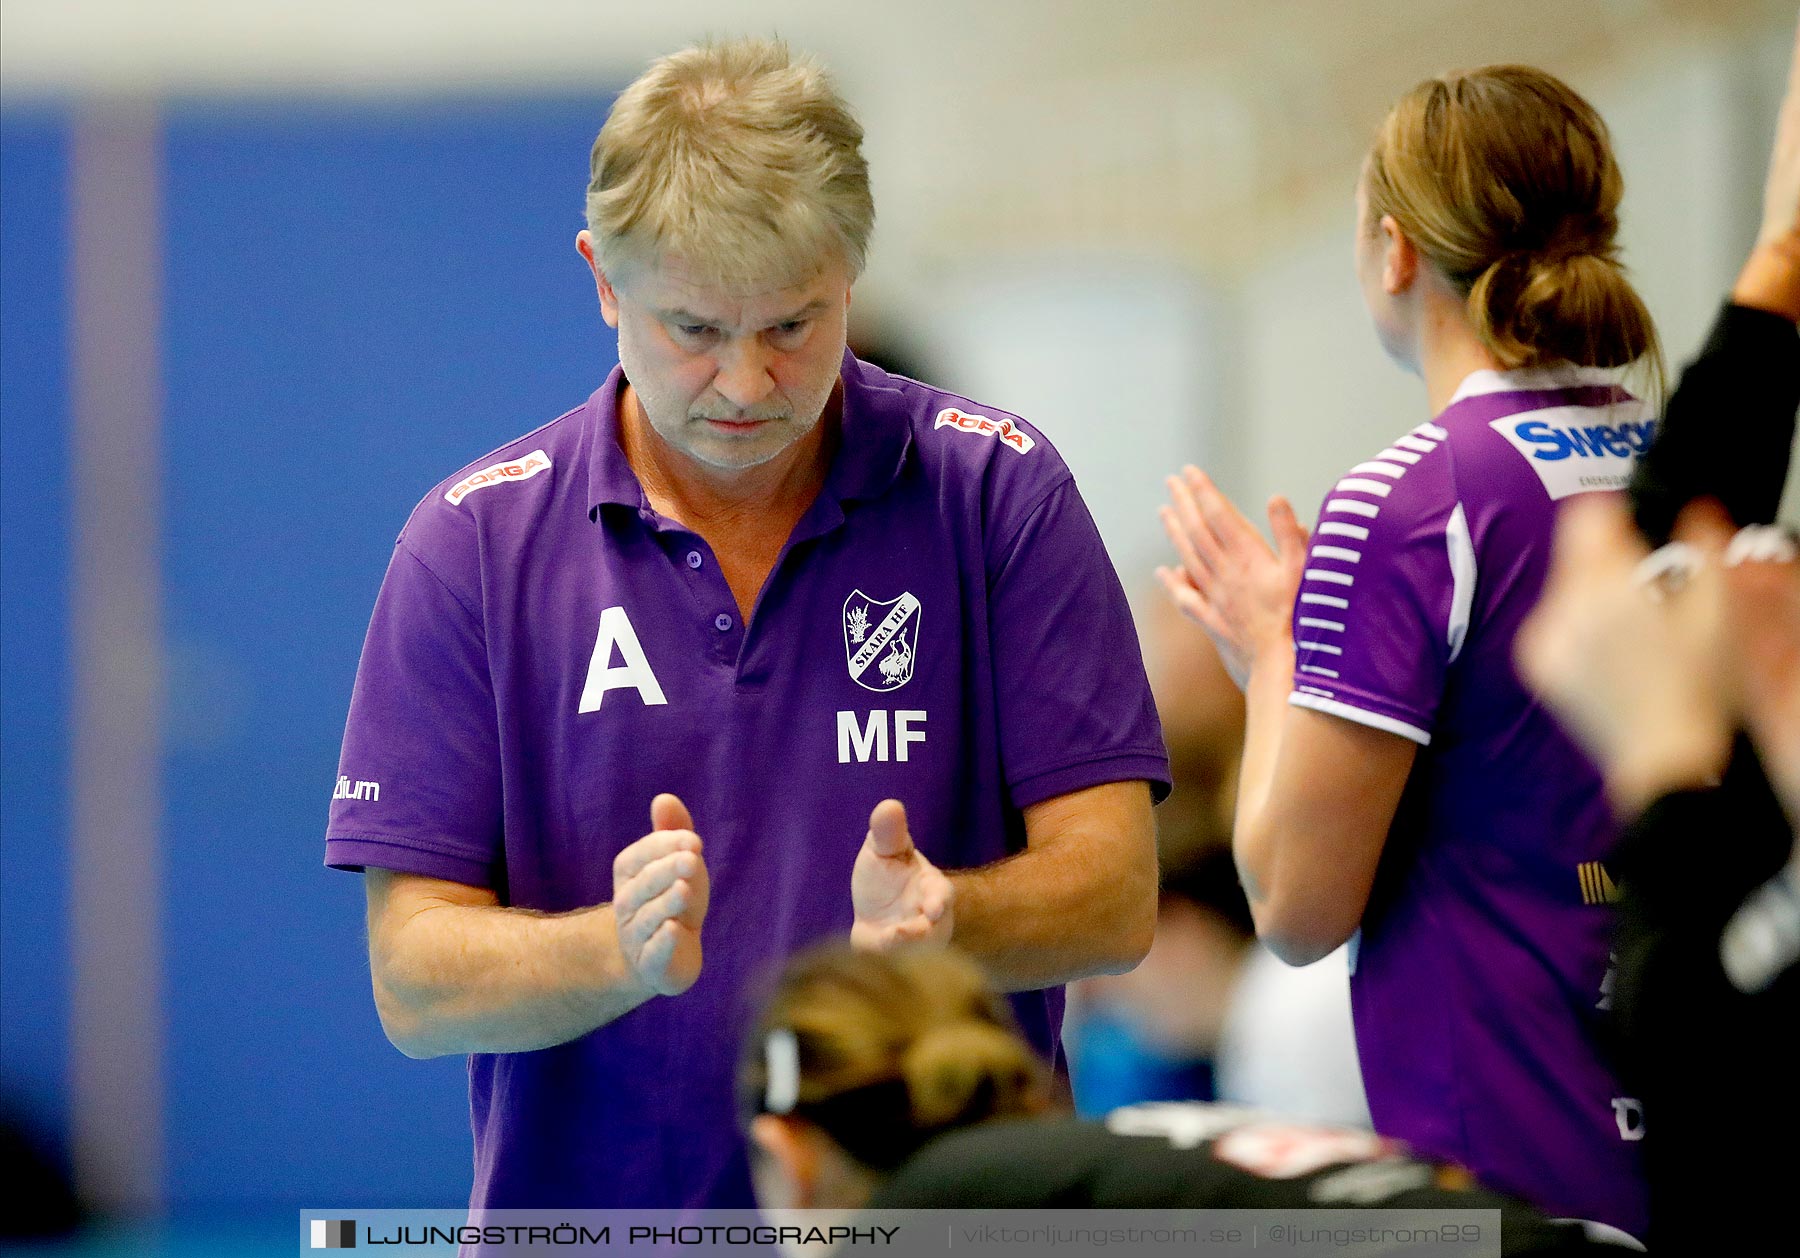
{"left": 1289, "top": 366, "right": 1654, "bottom": 1239}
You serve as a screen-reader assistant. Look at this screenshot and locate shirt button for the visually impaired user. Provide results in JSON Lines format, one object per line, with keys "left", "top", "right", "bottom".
{"left": 686, "top": 550, "right": 703, "bottom": 569}
{"left": 714, "top": 613, "right": 733, "bottom": 632}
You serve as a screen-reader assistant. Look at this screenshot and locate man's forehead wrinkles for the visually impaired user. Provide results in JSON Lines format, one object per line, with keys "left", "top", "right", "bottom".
{"left": 641, "top": 253, "right": 834, "bottom": 313}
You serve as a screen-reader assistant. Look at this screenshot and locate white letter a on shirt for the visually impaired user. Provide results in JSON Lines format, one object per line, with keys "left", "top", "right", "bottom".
{"left": 578, "top": 605, "right": 668, "bottom": 712}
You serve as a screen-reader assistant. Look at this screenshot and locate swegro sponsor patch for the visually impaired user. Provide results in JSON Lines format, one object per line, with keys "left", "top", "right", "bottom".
{"left": 1491, "top": 409, "right": 1652, "bottom": 499}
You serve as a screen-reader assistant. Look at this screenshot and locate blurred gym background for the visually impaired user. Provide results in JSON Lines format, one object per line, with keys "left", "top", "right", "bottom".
{"left": 3, "top": 1, "right": 1794, "bottom": 1252}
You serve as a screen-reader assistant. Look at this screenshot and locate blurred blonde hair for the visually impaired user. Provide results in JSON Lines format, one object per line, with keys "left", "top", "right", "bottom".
{"left": 586, "top": 37, "right": 874, "bottom": 293}
{"left": 742, "top": 945, "right": 1051, "bottom": 1170}
{"left": 1365, "top": 65, "right": 1663, "bottom": 392}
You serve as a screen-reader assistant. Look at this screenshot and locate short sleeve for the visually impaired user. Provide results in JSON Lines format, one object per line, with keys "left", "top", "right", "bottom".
{"left": 989, "top": 479, "right": 1171, "bottom": 807}
{"left": 1287, "top": 446, "right": 1461, "bottom": 746}
{"left": 324, "top": 538, "right": 504, "bottom": 886}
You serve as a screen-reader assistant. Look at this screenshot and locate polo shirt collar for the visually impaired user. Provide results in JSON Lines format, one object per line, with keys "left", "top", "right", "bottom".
{"left": 823, "top": 348, "right": 913, "bottom": 506}
{"left": 586, "top": 365, "right": 646, "bottom": 519}
{"left": 585, "top": 350, "right": 912, "bottom": 522}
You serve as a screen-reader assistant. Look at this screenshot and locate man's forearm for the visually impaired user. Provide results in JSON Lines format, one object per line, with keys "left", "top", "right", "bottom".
{"left": 373, "top": 900, "right": 652, "bottom": 1058}
{"left": 948, "top": 784, "right": 1157, "bottom": 991}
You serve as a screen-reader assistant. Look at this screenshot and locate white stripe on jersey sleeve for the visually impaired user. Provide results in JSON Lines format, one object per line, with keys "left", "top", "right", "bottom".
{"left": 1289, "top": 691, "right": 1432, "bottom": 745}
{"left": 1446, "top": 501, "right": 1477, "bottom": 663}
{"left": 1289, "top": 419, "right": 1453, "bottom": 745}
{"left": 1349, "top": 460, "right": 1409, "bottom": 479}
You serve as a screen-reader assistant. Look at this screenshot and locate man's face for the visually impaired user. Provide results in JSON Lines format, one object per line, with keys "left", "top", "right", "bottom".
{"left": 582, "top": 240, "right": 852, "bottom": 474}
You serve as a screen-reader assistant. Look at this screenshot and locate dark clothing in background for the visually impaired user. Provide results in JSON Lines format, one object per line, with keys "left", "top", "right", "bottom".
{"left": 1620, "top": 301, "right": 1798, "bottom": 1250}
{"left": 1629, "top": 302, "right": 1798, "bottom": 545}
{"left": 1609, "top": 742, "right": 1796, "bottom": 1251}
{"left": 866, "top": 1109, "right": 1637, "bottom": 1255}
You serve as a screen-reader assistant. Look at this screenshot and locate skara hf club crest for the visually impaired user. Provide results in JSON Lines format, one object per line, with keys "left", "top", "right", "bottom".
{"left": 842, "top": 590, "right": 921, "bottom": 692}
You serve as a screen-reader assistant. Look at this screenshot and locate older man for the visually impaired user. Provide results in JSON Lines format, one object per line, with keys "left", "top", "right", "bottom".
{"left": 325, "top": 38, "right": 1167, "bottom": 1211}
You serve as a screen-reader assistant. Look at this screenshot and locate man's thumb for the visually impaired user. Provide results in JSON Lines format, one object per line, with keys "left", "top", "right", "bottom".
{"left": 651, "top": 792, "right": 694, "bottom": 833}
{"left": 867, "top": 799, "right": 911, "bottom": 857}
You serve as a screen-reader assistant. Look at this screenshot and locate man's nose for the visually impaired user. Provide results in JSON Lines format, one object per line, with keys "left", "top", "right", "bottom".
{"left": 712, "top": 338, "right": 777, "bottom": 410}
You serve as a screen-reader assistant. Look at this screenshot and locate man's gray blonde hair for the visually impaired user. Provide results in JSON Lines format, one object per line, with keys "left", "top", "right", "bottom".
{"left": 587, "top": 38, "right": 874, "bottom": 293}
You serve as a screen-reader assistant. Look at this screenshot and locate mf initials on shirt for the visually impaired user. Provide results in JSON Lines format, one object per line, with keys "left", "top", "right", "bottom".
{"left": 579, "top": 606, "right": 667, "bottom": 712}
{"left": 837, "top": 710, "right": 927, "bottom": 763}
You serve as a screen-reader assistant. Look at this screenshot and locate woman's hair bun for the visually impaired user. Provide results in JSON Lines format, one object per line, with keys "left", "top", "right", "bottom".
{"left": 1468, "top": 246, "right": 1651, "bottom": 372}
{"left": 900, "top": 1019, "right": 1046, "bottom": 1131}
{"left": 742, "top": 945, "right": 1053, "bottom": 1170}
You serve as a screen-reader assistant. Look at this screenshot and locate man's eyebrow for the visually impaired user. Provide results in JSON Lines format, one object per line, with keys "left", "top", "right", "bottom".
{"left": 774, "top": 299, "right": 832, "bottom": 321}
{"left": 659, "top": 300, "right": 831, "bottom": 326}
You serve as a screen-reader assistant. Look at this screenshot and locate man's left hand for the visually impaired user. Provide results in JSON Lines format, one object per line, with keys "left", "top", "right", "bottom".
{"left": 850, "top": 799, "right": 955, "bottom": 951}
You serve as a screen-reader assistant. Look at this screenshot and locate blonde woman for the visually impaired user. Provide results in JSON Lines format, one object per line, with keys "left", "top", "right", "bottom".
{"left": 740, "top": 945, "right": 1639, "bottom": 1254}
{"left": 1158, "top": 67, "right": 1660, "bottom": 1239}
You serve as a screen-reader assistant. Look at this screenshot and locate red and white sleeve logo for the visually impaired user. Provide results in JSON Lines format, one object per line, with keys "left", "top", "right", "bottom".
{"left": 444, "top": 450, "right": 552, "bottom": 505}
{"left": 932, "top": 408, "right": 1035, "bottom": 455}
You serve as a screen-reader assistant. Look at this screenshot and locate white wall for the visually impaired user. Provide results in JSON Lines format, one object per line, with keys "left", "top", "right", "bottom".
{"left": 914, "top": 261, "right": 1222, "bottom": 583}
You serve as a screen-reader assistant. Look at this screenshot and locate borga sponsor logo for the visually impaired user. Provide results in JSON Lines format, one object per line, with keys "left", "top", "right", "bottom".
{"left": 333, "top": 775, "right": 380, "bottom": 803}
{"left": 933, "top": 407, "right": 1035, "bottom": 455}
{"left": 444, "top": 449, "right": 552, "bottom": 505}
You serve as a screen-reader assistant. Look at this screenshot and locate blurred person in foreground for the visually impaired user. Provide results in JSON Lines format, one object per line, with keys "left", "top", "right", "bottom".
{"left": 1520, "top": 25, "right": 1800, "bottom": 1248}
{"left": 1158, "top": 66, "right": 1661, "bottom": 1237}
{"left": 323, "top": 37, "right": 1166, "bottom": 1215}
{"left": 1519, "top": 501, "right": 1797, "bottom": 1251}
{"left": 740, "top": 945, "right": 1641, "bottom": 1255}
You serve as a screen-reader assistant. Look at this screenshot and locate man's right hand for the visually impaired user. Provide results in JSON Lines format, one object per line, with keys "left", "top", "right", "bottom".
{"left": 613, "top": 794, "right": 710, "bottom": 996}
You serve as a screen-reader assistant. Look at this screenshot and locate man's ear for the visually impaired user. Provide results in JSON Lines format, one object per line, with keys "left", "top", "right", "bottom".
{"left": 1379, "top": 214, "right": 1419, "bottom": 296}
{"left": 749, "top": 1114, "right": 821, "bottom": 1208}
{"left": 576, "top": 231, "right": 621, "bottom": 329}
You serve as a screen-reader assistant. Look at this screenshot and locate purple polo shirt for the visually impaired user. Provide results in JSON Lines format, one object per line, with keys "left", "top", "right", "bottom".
{"left": 1288, "top": 367, "right": 1653, "bottom": 1239}
{"left": 325, "top": 350, "right": 1169, "bottom": 1213}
